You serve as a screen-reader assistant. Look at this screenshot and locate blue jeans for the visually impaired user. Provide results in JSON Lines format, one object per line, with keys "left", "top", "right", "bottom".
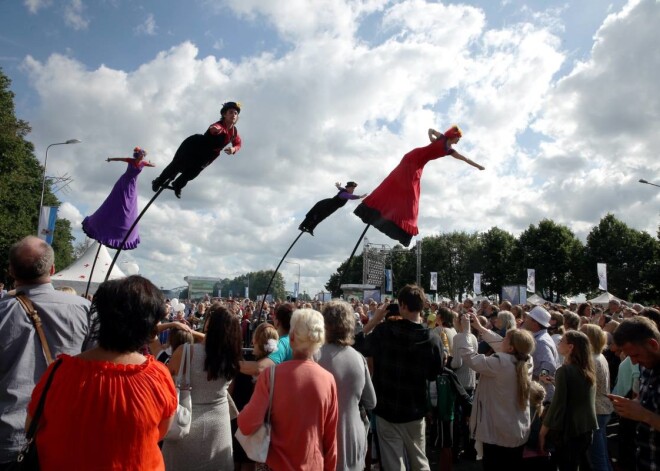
{"left": 589, "top": 414, "right": 613, "bottom": 471}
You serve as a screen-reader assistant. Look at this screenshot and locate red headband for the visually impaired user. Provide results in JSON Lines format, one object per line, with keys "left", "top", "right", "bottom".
{"left": 444, "top": 125, "right": 463, "bottom": 139}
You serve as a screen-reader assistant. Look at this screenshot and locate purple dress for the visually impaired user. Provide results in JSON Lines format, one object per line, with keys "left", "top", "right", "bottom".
{"left": 82, "top": 160, "right": 147, "bottom": 250}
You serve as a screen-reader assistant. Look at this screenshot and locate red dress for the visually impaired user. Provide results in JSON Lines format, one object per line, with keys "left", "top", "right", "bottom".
{"left": 28, "top": 354, "right": 177, "bottom": 471}
{"left": 354, "top": 136, "right": 455, "bottom": 246}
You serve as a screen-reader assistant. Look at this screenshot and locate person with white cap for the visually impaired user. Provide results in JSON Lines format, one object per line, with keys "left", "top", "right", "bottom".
{"left": 523, "top": 306, "right": 560, "bottom": 402}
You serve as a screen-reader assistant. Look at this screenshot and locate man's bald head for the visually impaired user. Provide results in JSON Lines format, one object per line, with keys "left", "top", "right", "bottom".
{"left": 9, "top": 236, "right": 55, "bottom": 284}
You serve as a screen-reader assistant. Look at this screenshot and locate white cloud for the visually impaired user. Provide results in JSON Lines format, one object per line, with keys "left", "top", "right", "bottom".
{"left": 24, "top": 0, "right": 51, "bottom": 14}
{"left": 135, "top": 13, "right": 157, "bottom": 36}
{"left": 19, "top": 0, "right": 659, "bottom": 292}
{"left": 64, "top": 0, "right": 89, "bottom": 30}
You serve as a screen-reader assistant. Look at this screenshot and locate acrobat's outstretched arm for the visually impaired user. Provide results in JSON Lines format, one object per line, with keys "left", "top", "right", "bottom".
{"left": 106, "top": 157, "right": 133, "bottom": 163}
{"left": 450, "top": 150, "right": 485, "bottom": 171}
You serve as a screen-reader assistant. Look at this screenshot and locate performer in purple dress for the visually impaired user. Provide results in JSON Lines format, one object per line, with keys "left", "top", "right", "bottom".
{"left": 82, "top": 147, "right": 155, "bottom": 250}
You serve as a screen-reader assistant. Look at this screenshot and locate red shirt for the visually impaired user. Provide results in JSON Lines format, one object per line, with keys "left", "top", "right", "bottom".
{"left": 238, "top": 360, "right": 338, "bottom": 470}
{"left": 28, "top": 355, "right": 177, "bottom": 471}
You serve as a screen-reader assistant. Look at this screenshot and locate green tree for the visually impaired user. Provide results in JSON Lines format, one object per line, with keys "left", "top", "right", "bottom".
{"left": 420, "top": 233, "right": 480, "bottom": 300}
{"left": 478, "top": 227, "right": 517, "bottom": 298}
{"left": 0, "top": 68, "right": 76, "bottom": 284}
{"left": 325, "top": 254, "right": 364, "bottom": 297}
{"left": 585, "top": 214, "right": 659, "bottom": 302}
{"left": 513, "top": 219, "right": 584, "bottom": 302}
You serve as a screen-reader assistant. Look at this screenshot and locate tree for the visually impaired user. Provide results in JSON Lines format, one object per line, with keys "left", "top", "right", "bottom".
{"left": 478, "top": 227, "right": 517, "bottom": 298}
{"left": 325, "top": 254, "right": 364, "bottom": 297}
{"left": 585, "top": 214, "right": 659, "bottom": 302}
{"left": 420, "top": 233, "right": 480, "bottom": 300}
{"left": 513, "top": 219, "right": 584, "bottom": 302}
{"left": 0, "top": 68, "right": 76, "bottom": 284}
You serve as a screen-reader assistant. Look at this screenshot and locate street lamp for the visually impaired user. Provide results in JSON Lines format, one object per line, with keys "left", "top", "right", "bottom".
{"left": 38, "top": 139, "right": 82, "bottom": 231}
{"left": 639, "top": 179, "right": 660, "bottom": 188}
{"left": 284, "top": 260, "right": 301, "bottom": 298}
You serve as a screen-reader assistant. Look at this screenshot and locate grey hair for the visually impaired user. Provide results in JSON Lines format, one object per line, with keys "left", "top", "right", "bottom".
{"left": 9, "top": 236, "right": 55, "bottom": 281}
{"left": 498, "top": 311, "right": 517, "bottom": 331}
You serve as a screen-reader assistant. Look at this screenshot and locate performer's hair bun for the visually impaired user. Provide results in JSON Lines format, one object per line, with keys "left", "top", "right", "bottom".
{"left": 221, "top": 101, "right": 241, "bottom": 115}
{"left": 346, "top": 181, "right": 358, "bottom": 188}
{"left": 444, "top": 125, "right": 463, "bottom": 139}
{"left": 133, "top": 147, "right": 147, "bottom": 159}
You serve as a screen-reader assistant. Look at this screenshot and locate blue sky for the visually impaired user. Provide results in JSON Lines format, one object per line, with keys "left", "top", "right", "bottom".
{"left": 1, "top": 0, "right": 658, "bottom": 293}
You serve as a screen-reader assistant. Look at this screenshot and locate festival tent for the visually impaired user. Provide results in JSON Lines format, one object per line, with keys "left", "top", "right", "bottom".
{"left": 588, "top": 292, "right": 622, "bottom": 306}
{"left": 527, "top": 293, "right": 548, "bottom": 305}
{"left": 51, "top": 241, "right": 127, "bottom": 295}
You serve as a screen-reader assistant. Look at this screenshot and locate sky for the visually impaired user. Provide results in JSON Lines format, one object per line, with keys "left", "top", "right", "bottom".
{"left": 1, "top": 0, "right": 658, "bottom": 295}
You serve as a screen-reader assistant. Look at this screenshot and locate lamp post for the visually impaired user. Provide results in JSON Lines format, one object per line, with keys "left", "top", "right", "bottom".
{"left": 284, "top": 260, "right": 301, "bottom": 298}
{"left": 639, "top": 179, "right": 660, "bottom": 188}
{"left": 38, "top": 139, "right": 82, "bottom": 231}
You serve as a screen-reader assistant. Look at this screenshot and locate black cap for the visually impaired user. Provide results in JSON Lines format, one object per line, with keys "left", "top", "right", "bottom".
{"left": 220, "top": 101, "right": 241, "bottom": 115}
{"left": 346, "top": 181, "right": 358, "bottom": 188}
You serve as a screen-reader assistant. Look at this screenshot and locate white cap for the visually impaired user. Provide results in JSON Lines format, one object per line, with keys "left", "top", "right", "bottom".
{"left": 528, "top": 306, "right": 551, "bottom": 328}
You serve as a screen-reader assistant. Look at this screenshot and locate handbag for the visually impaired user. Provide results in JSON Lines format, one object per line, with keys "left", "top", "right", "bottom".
{"left": 9, "top": 359, "right": 63, "bottom": 471}
{"left": 165, "top": 343, "right": 192, "bottom": 440}
{"left": 235, "top": 365, "right": 275, "bottom": 462}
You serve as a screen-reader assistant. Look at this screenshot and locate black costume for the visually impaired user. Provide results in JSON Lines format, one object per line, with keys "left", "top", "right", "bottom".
{"left": 298, "top": 182, "right": 361, "bottom": 236}
{"left": 152, "top": 102, "right": 242, "bottom": 197}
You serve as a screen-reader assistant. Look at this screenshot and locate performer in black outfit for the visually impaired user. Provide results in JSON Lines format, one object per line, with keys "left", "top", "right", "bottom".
{"left": 298, "top": 181, "right": 366, "bottom": 236}
{"left": 152, "top": 101, "right": 242, "bottom": 198}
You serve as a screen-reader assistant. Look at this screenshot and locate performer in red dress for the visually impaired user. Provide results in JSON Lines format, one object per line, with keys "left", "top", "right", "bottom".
{"left": 354, "top": 125, "right": 484, "bottom": 247}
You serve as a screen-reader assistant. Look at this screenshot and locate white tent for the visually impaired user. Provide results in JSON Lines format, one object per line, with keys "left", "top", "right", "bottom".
{"left": 527, "top": 293, "right": 548, "bottom": 305}
{"left": 52, "top": 241, "right": 127, "bottom": 295}
{"left": 588, "top": 291, "right": 622, "bottom": 306}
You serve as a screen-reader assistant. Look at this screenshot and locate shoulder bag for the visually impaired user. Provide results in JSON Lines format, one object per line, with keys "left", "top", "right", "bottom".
{"left": 9, "top": 359, "right": 63, "bottom": 471}
{"left": 165, "top": 342, "right": 193, "bottom": 440}
{"left": 235, "top": 365, "right": 275, "bottom": 463}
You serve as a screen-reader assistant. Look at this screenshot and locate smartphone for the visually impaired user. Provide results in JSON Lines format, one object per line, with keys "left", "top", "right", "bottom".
{"left": 386, "top": 303, "right": 399, "bottom": 315}
{"left": 540, "top": 369, "right": 549, "bottom": 377}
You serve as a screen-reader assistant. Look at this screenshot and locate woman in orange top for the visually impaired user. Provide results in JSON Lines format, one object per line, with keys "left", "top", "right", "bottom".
{"left": 27, "top": 275, "right": 177, "bottom": 471}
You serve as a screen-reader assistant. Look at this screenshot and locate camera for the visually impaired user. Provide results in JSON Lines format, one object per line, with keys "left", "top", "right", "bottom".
{"left": 386, "top": 303, "right": 400, "bottom": 316}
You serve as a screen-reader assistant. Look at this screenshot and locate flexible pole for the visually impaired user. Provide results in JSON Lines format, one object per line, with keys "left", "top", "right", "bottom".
{"left": 83, "top": 243, "right": 103, "bottom": 298}
{"left": 337, "top": 224, "right": 370, "bottom": 292}
{"left": 105, "top": 185, "right": 168, "bottom": 281}
{"left": 257, "top": 231, "right": 305, "bottom": 317}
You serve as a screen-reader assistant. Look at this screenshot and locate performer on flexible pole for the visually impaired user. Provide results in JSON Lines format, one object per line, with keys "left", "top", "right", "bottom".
{"left": 151, "top": 101, "right": 242, "bottom": 198}
{"left": 353, "top": 125, "right": 484, "bottom": 247}
{"left": 82, "top": 146, "right": 154, "bottom": 250}
{"left": 298, "top": 181, "right": 367, "bottom": 236}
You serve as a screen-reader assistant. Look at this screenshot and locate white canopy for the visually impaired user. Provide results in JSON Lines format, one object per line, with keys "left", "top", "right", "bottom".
{"left": 588, "top": 291, "right": 622, "bottom": 305}
{"left": 527, "top": 293, "right": 548, "bottom": 305}
{"left": 52, "top": 241, "right": 127, "bottom": 295}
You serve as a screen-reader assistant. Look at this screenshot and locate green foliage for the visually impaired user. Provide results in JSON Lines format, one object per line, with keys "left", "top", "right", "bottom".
{"left": 585, "top": 214, "right": 659, "bottom": 303}
{"left": 0, "top": 68, "right": 76, "bottom": 284}
{"left": 327, "top": 216, "right": 658, "bottom": 304}
{"left": 215, "top": 270, "right": 286, "bottom": 301}
{"left": 325, "top": 254, "right": 364, "bottom": 297}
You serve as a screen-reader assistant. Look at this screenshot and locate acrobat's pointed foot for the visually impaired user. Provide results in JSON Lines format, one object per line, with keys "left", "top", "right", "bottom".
{"left": 152, "top": 178, "right": 163, "bottom": 192}
{"left": 298, "top": 224, "right": 314, "bottom": 236}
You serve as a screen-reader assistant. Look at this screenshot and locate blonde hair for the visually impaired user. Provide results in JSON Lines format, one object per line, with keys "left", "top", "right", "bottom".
{"left": 252, "top": 323, "right": 279, "bottom": 360}
{"left": 55, "top": 286, "right": 77, "bottom": 295}
{"left": 507, "top": 329, "right": 536, "bottom": 411}
{"left": 580, "top": 324, "right": 607, "bottom": 354}
{"left": 290, "top": 309, "right": 325, "bottom": 356}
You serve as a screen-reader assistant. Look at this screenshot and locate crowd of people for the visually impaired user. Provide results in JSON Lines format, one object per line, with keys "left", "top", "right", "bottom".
{"left": 1, "top": 235, "right": 659, "bottom": 471}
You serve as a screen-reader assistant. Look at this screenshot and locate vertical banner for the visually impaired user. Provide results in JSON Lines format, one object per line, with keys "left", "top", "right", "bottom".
{"left": 430, "top": 272, "right": 438, "bottom": 291}
{"left": 597, "top": 263, "right": 607, "bottom": 291}
{"left": 37, "top": 205, "right": 58, "bottom": 245}
{"left": 526, "top": 269, "right": 536, "bottom": 293}
{"left": 385, "top": 269, "right": 393, "bottom": 293}
{"left": 293, "top": 282, "right": 299, "bottom": 298}
{"left": 245, "top": 286, "right": 249, "bottom": 299}
{"left": 473, "top": 273, "right": 482, "bottom": 295}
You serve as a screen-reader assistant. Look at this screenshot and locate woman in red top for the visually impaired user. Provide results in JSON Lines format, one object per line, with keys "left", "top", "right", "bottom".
{"left": 238, "top": 308, "right": 339, "bottom": 471}
{"left": 27, "top": 275, "right": 177, "bottom": 471}
{"left": 354, "top": 125, "right": 484, "bottom": 246}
